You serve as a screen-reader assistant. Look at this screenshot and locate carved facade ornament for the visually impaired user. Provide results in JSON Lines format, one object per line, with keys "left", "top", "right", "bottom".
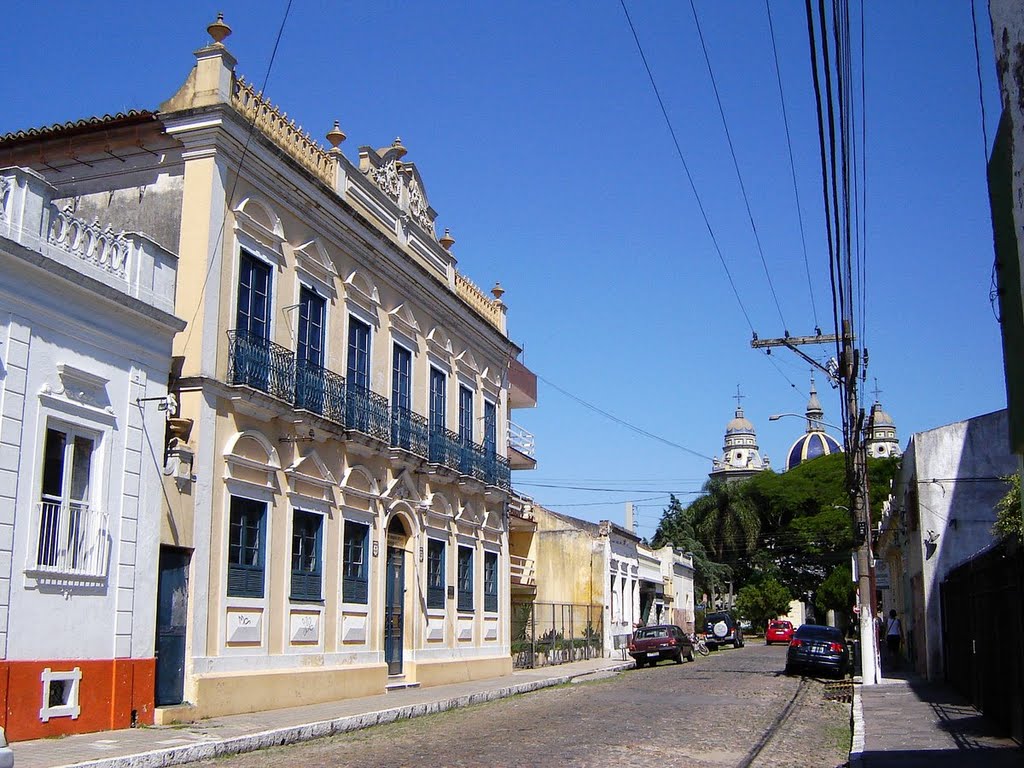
{"left": 371, "top": 159, "right": 401, "bottom": 201}
{"left": 406, "top": 175, "right": 432, "bottom": 232}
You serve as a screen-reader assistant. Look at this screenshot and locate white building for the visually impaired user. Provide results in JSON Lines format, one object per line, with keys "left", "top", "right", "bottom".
{"left": 0, "top": 167, "right": 182, "bottom": 739}
{"left": 653, "top": 545, "right": 696, "bottom": 633}
{"left": 877, "top": 409, "right": 1016, "bottom": 680}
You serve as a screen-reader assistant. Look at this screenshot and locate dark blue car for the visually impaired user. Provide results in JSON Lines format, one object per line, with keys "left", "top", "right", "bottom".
{"left": 784, "top": 624, "right": 849, "bottom": 678}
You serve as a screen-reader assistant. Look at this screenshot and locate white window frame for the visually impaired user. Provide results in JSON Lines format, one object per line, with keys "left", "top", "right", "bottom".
{"left": 39, "top": 667, "right": 82, "bottom": 722}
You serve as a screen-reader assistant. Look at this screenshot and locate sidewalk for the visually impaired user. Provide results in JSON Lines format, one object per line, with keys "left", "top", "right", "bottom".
{"left": 10, "top": 657, "right": 632, "bottom": 768}
{"left": 850, "top": 669, "right": 1022, "bottom": 767}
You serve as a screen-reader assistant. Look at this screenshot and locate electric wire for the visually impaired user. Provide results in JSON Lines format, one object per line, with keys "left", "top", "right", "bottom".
{"left": 765, "top": 0, "right": 819, "bottom": 330}
{"left": 517, "top": 481, "right": 704, "bottom": 495}
{"left": 618, "top": 0, "right": 756, "bottom": 334}
{"left": 180, "top": 0, "right": 295, "bottom": 353}
{"left": 689, "top": 0, "right": 788, "bottom": 331}
{"left": 972, "top": 0, "right": 1001, "bottom": 324}
{"left": 536, "top": 373, "right": 715, "bottom": 461}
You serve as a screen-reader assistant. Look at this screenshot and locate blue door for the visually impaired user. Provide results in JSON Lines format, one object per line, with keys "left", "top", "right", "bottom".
{"left": 155, "top": 548, "right": 190, "bottom": 706}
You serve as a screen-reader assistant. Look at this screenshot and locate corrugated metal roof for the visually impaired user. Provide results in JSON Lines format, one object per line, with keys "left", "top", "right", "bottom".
{"left": 0, "top": 110, "right": 157, "bottom": 144}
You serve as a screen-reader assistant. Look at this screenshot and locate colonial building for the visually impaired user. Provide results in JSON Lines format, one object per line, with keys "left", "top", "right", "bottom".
{"left": 524, "top": 506, "right": 694, "bottom": 661}
{"left": 0, "top": 15, "right": 536, "bottom": 723}
{"left": 0, "top": 168, "right": 183, "bottom": 738}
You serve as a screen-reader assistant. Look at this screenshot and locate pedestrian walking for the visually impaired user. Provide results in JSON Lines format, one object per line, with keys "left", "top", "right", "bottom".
{"left": 884, "top": 609, "right": 903, "bottom": 667}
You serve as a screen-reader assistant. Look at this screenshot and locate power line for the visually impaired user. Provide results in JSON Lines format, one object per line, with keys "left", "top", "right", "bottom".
{"left": 544, "top": 496, "right": 667, "bottom": 508}
{"left": 690, "top": 0, "right": 787, "bottom": 331}
{"left": 537, "top": 373, "right": 715, "bottom": 461}
{"left": 181, "top": 0, "right": 295, "bottom": 353}
{"left": 765, "top": 0, "right": 819, "bottom": 330}
{"left": 618, "top": 0, "right": 756, "bottom": 335}
{"left": 517, "top": 480, "right": 705, "bottom": 495}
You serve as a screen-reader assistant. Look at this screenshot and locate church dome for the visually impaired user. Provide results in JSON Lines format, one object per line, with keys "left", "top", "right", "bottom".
{"left": 782, "top": 373, "right": 843, "bottom": 471}
{"left": 871, "top": 402, "right": 894, "bottom": 426}
{"left": 786, "top": 431, "right": 842, "bottom": 470}
{"left": 726, "top": 411, "right": 755, "bottom": 434}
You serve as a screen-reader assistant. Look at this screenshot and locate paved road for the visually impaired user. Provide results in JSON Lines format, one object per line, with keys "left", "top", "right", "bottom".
{"left": 188, "top": 643, "right": 850, "bottom": 768}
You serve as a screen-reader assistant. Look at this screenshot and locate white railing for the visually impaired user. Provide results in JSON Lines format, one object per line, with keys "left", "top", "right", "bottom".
{"left": 510, "top": 554, "right": 536, "bottom": 587}
{"left": 48, "top": 204, "right": 131, "bottom": 280}
{"left": 0, "top": 168, "right": 178, "bottom": 316}
{"left": 509, "top": 421, "right": 535, "bottom": 459}
{"left": 29, "top": 501, "right": 109, "bottom": 579}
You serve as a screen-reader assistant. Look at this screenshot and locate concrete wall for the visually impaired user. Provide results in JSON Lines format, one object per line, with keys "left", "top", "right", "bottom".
{"left": 892, "top": 410, "right": 1016, "bottom": 679}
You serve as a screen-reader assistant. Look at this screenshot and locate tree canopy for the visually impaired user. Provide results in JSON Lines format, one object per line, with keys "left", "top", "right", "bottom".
{"left": 653, "top": 452, "right": 900, "bottom": 612}
{"left": 735, "top": 577, "right": 792, "bottom": 631}
{"left": 994, "top": 472, "right": 1022, "bottom": 541}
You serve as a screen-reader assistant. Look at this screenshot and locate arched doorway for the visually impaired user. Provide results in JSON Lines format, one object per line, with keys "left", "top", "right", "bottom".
{"left": 384, "top": 515, "right": 409, "bottom": 675}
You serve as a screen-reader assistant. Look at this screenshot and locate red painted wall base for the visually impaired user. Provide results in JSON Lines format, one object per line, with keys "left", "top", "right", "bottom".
{"left": 0, "top": 658, "right": 155, "bottom": 741}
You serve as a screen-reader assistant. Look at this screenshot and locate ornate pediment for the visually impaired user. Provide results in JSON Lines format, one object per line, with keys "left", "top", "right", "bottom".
{"left": 387, "top": 303, "right": 421, "bottom": 346}
{"left": 382, "top": 470, "right": 421, "bottom": 505}
{"left": 224, "top": 430, "right": 281, "bottom": 490}
{"left": 234, "top": 196, "right": 285, "bottom": 255}
{"left": 344, "top": 269, "right": 380, "bottom": 320}
{"left": 454, "top": 348, "right": 480, "bottom": 379}
{"left": 294, "top": 239, "right": 338, "bottom": 292}
{"left": 285, "top": 451, "right": 337, "bottom": 506}
{"left": 358, "top": 139, "right": 437, "bottom": 238}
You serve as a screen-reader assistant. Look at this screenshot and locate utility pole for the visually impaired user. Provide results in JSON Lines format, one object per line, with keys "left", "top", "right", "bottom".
{"left": 752, "top": 327, "right": 879, "bottom": 685}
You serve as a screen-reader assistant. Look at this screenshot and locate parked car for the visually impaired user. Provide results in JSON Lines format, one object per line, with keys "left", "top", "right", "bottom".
{"left": 765, "top": 619, "right": 794, "bottom": 645}
{"left": 704, "top": 611, "right": 744, "bottom": 650}
{"left": 628, "top": 624, "right": 695, "bottom": 667}
{"left": 784, "top": 624, "right": 849, "bottom": 678}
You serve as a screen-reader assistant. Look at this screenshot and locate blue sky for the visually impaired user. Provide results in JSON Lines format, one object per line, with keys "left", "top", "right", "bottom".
{"left": 2, "top": 2, "right": 1007, "bottom": 539}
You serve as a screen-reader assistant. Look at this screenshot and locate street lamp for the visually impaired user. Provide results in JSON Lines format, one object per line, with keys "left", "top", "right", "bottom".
{"left": 768, "top": 413, "right": 843, "bottom": 431}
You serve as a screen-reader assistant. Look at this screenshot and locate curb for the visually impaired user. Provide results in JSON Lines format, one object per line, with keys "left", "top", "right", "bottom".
{"left": 848, "top": 681, "right": 865, "bottom": 768}
{"left": 52, "top": 663, "right": 633, "bottom": 768}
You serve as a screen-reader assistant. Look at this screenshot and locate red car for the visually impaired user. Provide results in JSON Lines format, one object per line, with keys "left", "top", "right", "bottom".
{"left": 765, "top": 620, "right": 794, "bottom": 645}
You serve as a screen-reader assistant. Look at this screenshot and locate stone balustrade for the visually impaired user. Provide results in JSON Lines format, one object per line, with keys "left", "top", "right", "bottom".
{"left": 454, "top": 271, "right": 504, "bottom": 331}
{"left": 0, "top": 167, "right": 178, "bottom": 316}
{"left": 231, "top": 77, "right": 336, "bottom": 187}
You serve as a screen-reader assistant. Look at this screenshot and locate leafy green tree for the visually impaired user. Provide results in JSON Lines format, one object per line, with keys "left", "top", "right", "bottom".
{"left": 816, "top": 563, "right": 856, "bottom": 618}
{"left": 691, "top": 478, "right": 760, "bottom": 561}
{"left": 734, "top": 577, "right": 792, "bottom": 631}
{"left": 994, "top": 472, "right": 1023, "bottom": 540}
{"left": 652, "top": 494, "right": 731, "bottom": 602}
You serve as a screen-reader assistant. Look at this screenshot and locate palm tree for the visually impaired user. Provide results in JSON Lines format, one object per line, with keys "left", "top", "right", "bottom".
{"left": 692, "top": 479, "right": 761, "bottom": 562}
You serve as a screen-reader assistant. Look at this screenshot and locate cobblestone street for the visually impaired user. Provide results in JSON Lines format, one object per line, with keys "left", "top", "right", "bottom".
{"left": 188, "top": 643, "right": 850, "bottom": 768}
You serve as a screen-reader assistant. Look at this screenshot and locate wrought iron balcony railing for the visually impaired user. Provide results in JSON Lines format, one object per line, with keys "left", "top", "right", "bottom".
{"left": 345, "top": 382, "right": 390, "bottom": 442}
{"left": 295, "top": 357, "right": 346, "bottom": 423}
{"left": 225, "top": 329, "right": 511, "bottom": 489}
{"left": 227, "top": 330, "right": 296, "bottom": 402}
{"left": 391, "top": 405, "right": 429, "bottom": 457}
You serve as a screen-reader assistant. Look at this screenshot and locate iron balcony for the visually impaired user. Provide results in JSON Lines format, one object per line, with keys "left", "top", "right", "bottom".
{"left": 227, "top": 329, "right": 511, "bottom": 489}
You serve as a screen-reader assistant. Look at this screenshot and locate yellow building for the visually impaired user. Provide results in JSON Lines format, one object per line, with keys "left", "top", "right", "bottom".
{"left": 0, "top": 15, "right": 536, "bottom": 721}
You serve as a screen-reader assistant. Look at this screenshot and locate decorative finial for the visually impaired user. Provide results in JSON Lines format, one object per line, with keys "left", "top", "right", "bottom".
{"left": 207, "top": 12, "right": 232, "bottom": 45}
{"left": 391, "top": 136, "right": 408, "bottom": 160}
{"left": 439, "top": 228, "right": 455, "bottom": 250}
{"left": 491, "top": 282, "right": 505, "bottom": 301}
{"left": 326, "top": 120, "right": 347, "bottom": 149}
{"left": 733, "top": 384, "right": 745, "bottom": 411}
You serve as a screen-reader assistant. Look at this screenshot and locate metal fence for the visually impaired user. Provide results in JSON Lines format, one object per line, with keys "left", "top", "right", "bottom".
{"left": 511, "top": 601, "right": 603, "bottom": 669}
{"left": 941, "top": 539, "right": 1024, "bottom": 742}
